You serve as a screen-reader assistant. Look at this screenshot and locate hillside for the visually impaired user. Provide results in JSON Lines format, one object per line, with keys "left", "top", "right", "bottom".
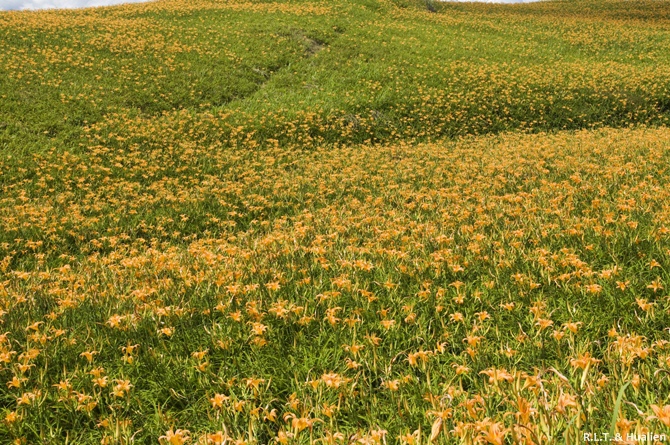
{"left": 2, "top": 0, "right": 670, "bottom": 443}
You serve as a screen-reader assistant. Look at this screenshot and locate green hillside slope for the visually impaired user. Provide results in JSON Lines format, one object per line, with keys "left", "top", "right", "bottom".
{"left": 2, "top": 1, "right": 670, "bottom": 443}
{"left": 2, "top": 0, "right": 670, "bottom": 154}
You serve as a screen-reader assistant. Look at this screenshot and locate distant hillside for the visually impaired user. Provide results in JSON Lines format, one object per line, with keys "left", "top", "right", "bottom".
{"left": 1, "top": 0, "right": 669, "bottom": 156}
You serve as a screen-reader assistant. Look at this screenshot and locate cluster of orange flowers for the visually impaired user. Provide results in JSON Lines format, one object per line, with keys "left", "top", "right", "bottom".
{"left": 2, "top": 124, "right": 670, "bottom": 442}
{"left": 2, "top": 0, "right": 670, "bottom": 154}
{"left": 2, "top": 0, "right": 670, "bottom": 443}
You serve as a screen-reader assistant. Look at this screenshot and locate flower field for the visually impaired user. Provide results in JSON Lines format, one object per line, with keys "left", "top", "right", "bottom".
{"left": 2, "top": 0, "right": 670, "bottom": 443}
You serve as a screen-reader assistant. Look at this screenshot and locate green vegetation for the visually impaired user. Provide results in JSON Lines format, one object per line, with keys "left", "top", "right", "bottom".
{"left": 2, "top": 0, "right": 670, "bottom": 155}
{"left": 1, "top": 0, "right": 670, "bottom": 443}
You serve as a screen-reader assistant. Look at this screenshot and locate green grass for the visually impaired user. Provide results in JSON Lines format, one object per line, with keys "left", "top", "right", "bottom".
{"left": 2, "top": 0, "right": 670, "bottom": 155}
{"left": 2, "top": 0, "right": 670, "bottom": 443}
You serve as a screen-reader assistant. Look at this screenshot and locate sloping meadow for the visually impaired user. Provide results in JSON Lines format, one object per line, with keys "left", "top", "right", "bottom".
{"left": 3, "top": 124, "right": 670, "bottom": 441}
{"left": 1, "top": 0, "right": 670, "bottom": 152}
{"left": 2, "top": 0, "right": 670, "bottom": 443}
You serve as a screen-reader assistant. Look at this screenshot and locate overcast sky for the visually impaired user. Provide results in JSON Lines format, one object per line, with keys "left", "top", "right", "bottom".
{"left": 0, "top": 0, "right": 150, "bottom": 10}
{"left": 0, "top": 0, "right": 541, "bottom": 11}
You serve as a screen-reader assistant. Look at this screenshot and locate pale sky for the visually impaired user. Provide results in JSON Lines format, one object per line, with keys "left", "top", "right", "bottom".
{"left": 0, "top": 0, "right": 541, "bottom": 11}
{"left": 0, "top": 0, "right": 150, "bottom": 10}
